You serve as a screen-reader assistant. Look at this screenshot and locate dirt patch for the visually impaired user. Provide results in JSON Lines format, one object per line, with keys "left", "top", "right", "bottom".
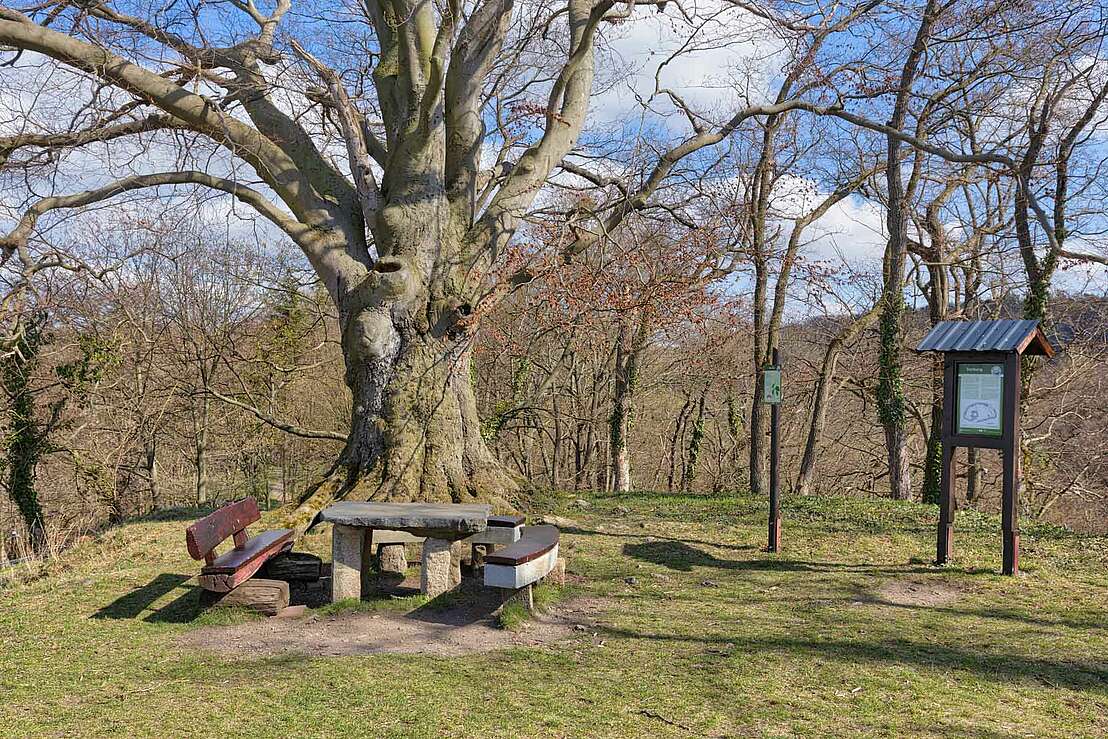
{"left": 178, "top": 594, "right": 608, "bottom": 659}
{"left": 873, "top": 579, "right": 961, "bottom": 608}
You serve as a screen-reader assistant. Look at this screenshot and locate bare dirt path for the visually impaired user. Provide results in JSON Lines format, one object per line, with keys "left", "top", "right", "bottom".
{"left": 178, "top": 591, "right": 608, "bottom": 659}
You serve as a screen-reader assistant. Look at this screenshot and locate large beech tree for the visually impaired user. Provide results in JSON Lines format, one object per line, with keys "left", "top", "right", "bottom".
{"left": 0, "top": 0, "right": 845, "bottom": 518}
{"left": 1, "top": 0, "right": 615, "bottom": 515}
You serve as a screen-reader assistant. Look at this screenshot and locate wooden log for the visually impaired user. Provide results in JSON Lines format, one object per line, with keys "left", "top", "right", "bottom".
{"left": 261, "top": 551, "right": 322, "bottom": 582}
{"left": 209, "top": 578, "right": 289, "bottom": 616}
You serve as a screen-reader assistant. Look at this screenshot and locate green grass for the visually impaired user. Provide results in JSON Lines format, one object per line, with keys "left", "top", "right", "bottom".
{"left": 2, "top": 491, "right": 1106, "bottom": 737}
{"left": 496, "top": 601, "right": 531, "bottom": 631}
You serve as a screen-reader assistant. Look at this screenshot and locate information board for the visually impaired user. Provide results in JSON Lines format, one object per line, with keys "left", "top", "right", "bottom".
{"left": 956, "top": 362, "right": 1004, "bottom": 437}
{"left": 763, "top": 366, "right": 782, "bottom": 404}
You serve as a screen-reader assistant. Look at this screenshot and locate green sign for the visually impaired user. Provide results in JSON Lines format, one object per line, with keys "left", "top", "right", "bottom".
{"left": 763, "top": 366, "right": 782, "bottom": 404}
{"left": 956, "top": 362, "right": 1004, "bottom": 437}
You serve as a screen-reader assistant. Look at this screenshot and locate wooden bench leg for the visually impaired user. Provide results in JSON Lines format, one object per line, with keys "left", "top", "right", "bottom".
{"left": 470, "top": 543, "right": 483, "bottom": 568}
{"left": 421, "top": 538, "right": 453, "bottom": 598}
{"left": 332, "top": 524, "right": 363, "bottom": 602}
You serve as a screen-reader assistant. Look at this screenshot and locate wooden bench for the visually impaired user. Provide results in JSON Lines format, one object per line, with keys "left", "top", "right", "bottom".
{"left": 185, "top": 498, "right": 296, "bottom": 615}
{"left": 483, "top": 524, "right": 562, "bottom": 608}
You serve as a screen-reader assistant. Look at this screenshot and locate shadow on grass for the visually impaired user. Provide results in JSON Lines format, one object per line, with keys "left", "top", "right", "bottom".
{"left": 621, "top": 540, "right": 987, "bottom": 576}
{"left": 853, "top": 588, "right": 1108, "bottom": 632}
{"left": 564, "top": 526, "right": 756, "bottom": 552}
{"left": 406, "top": 579, "right": 503, "bottom": 626}
{"left": 92, "top": 573, "right": 193, "bottom": 620}
{"left": 598, "top": 625, "right": 1108, "bottom": 692}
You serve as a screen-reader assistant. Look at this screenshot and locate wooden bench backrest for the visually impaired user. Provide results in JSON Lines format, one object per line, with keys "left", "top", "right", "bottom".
{"left": 186, "top": 498, "right": 260, "bottom": 561}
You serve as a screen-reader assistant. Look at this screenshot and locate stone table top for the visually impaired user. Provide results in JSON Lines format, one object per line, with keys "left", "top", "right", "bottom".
{"left": 318, "top": 501, "right": 490, "bottom": 540}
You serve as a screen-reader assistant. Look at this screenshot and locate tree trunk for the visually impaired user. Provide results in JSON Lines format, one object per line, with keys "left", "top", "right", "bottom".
{"left": 875, "top": 0, "right": 941, "bottom": 503}
{"left": 749, "top": 378, "right": 768, "bottom": 497}
{"left": 608, "top": 311, "right": 648, "bottom": 493}
{"left": 884, "top": 424, "right": 913, "bottom": 500}
{"left": 921, "top": 397, "right": 943, "bottom": 504}
{"left": 289, "top": 305, "right": 519, "bottom": 527}
{"left": 194, "top": 383, "right": 211, "bottom": 506}
{"left": 2, "top": 319, "right": 47, "bottom": 554}
{"left": 965, "top": 446, "right": 981, "bottom": 504}
{"left": 344, "top": 332, "right": 517, "bottom": 503}
{"left": 144, "top": 437, "right": 160, "bottom": 511}
{"left": 796, "top": 304, "right": 879, "bottom": 496}
{"left": 796, "top": 348, "right": 837, "bottom": 496}
{"left": 682, "top": 390, "right": 707, "bottom": 491}
{"left": 668, "top": 394, "right": 693, "bottom": 491}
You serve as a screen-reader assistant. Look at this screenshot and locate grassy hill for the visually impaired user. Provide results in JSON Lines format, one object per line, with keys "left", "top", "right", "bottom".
{"left": 1, "top": 492, "right": 1106, "bottom": 737}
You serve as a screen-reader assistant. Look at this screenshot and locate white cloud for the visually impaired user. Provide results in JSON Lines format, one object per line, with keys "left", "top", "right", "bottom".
{"left": 588, "top": 3, "right": 782, "bottom": 129}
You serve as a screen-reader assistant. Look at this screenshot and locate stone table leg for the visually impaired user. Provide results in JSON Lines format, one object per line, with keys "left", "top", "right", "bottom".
{"left": 379, "top": 543, "right": 407, "bottom": 574}
{"left": 359, "top": 528, "right": 375, "bottom": 595}
{"left": 332, "top": 524, "right": 363, "bottom": 602}
{"left": 421, "top": 538, "right": 453, "bottom": 598}
{"left": 450, "top": 541, "right": 466, "bottom": 586}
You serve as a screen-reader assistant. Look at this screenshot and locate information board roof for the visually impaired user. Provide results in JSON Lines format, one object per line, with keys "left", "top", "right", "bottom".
{"left": 915, "top": 319, "right": 1054, "bottom": 357}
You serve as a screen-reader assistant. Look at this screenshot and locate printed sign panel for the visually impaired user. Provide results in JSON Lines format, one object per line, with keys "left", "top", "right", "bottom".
{"left": 763, "top": 366, "right": 783, "bottom": 405}
{"left": 956, "top": 363, "right": 1004, "bottom": 437}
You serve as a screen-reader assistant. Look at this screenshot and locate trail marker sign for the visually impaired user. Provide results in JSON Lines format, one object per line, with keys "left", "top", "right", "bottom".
{"left": 763, "top": 353, "right": 783, "bottom": 552}
{"left": 763, "top": 366, "right": 782, "bottom": 404}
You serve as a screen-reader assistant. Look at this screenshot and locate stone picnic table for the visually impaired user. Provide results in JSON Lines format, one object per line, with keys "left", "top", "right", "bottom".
{"left": 318, "top": 501, "right": 490, "bottom": 601}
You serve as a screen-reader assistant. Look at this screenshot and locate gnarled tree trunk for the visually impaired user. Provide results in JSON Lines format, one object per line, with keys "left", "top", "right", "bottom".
{"left": 341, "top": 327, "right": 516, "bottom": 504}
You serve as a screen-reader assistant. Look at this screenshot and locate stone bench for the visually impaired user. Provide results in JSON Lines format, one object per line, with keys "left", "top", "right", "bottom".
{"left": 373, "top": 514, "right": 527, "bottom": 580}
{"left": 470, "top": 514, "right": 525, "bottom": 545}
{"left": 483, "top": 524, "right": 562, "bottom": 609}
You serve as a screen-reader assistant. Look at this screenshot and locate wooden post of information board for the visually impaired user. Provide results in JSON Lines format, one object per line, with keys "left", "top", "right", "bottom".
{"left": 936, "top": 357, "right": 956, "bottom": 565}
{"left": 1001, "top": 353, "right": 1021, "bottom": 575}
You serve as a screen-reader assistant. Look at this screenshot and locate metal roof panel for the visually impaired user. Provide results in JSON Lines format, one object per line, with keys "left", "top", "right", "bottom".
{"left": 915, "top": 319, "right": 1052, "bottom": 355}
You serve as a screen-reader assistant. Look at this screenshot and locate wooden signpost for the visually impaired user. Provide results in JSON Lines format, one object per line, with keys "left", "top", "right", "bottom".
{"left": 916, "top": 320, "right": 1054, "bottom": 575}
{"left": 763, "top": 348, "right": 782, "bottom": 552}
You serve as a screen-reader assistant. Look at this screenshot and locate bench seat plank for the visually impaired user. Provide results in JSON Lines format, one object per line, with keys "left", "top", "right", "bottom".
{"left": 201, "top": 529, "right": 294, "bottom": 574}
{"left": 197, "top": 529, "right": 294, "bottom": 593}
{"left": 485, "top": 525, "right": 558, "bottom": 566}
{"left": 483, "top": 525, "right": 560, "bottom": 590}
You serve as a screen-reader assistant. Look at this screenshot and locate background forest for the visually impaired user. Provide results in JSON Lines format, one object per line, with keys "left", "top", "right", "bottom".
{"left": 2, "top": 0, "right": 1107, "bottom": 560}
